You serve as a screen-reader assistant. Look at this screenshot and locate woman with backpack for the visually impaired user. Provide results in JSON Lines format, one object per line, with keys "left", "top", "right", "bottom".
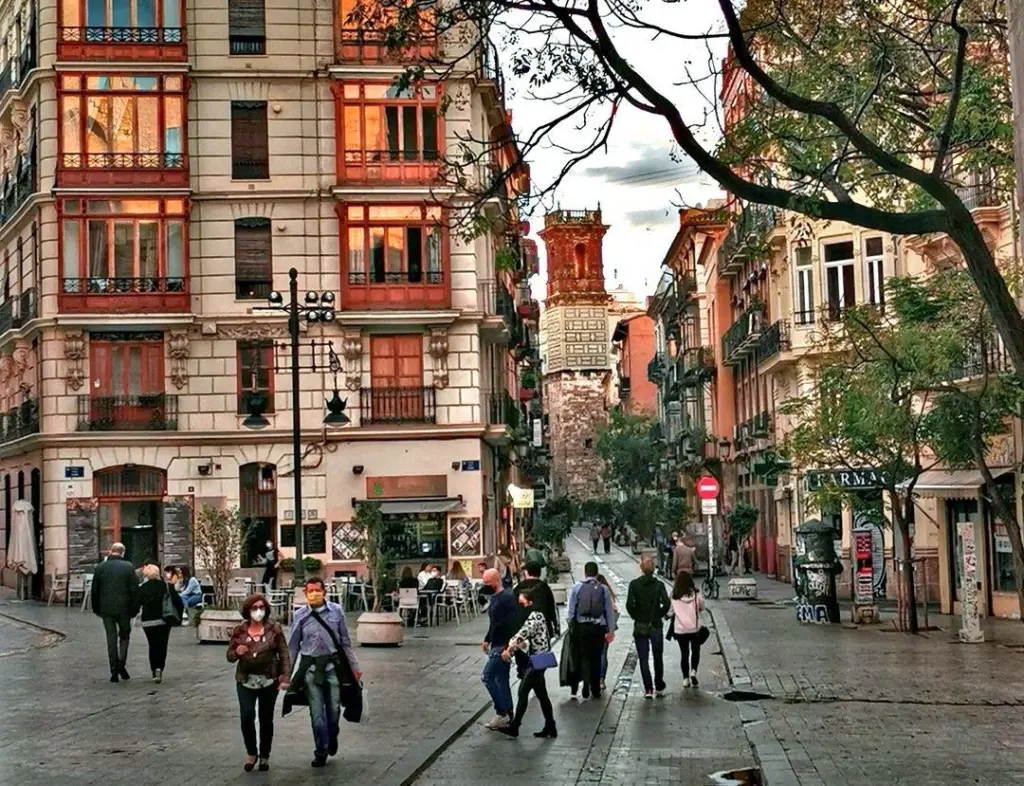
{"left": 669, "top": 572, "right": 705, "bottom": 688}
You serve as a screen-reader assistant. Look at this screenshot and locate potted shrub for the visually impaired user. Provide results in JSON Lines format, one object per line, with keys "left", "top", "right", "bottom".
{"left": 192, "top": 504, "right": 250, "bottom": 643}
{"left": 355, "top": 501, "right": 404, "bottom": 646}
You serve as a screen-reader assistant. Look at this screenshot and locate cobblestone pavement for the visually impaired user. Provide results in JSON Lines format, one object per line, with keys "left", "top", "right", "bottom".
{"left": 413, "top": 535, "right": 755, "bottom": 786}
{"left": 710, "top": 573, "right": 1024, "bottom": 786}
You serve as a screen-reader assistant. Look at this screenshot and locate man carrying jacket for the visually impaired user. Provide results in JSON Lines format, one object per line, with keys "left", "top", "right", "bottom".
{"left": 626, "top": 556, "right": 671, "bottom": 698}
{"left": 91, "top": 542, "right": 140, "bottom": 683}
{"left": 567, "top": 562, "right": 615, "bottom": 700}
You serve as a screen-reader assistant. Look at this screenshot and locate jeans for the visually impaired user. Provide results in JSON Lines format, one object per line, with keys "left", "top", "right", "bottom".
{"left": 603, "top": 537, "right": 611, "bottom": 554}
{"left": 181, "top": 593, "right": 203, "bottom": 609}
{"left": 592, "top": 539, "right": 600, "bottom": 553}
{"left": 634, "top": 632, "right": 665, "bottom": 693}
{"left": 101, "top": 614, "right": 132, "bottom": 673}
{"left": 237, "top": 684, "right": 279, "bottom": 758}
{"left": 481, "top": 646, "right": 513, "bottom": 715}
{"left": 576, "top": 622, "right": 606, "bottom": 697}
{"left": 305, "top": 667, "right": 341, "bottom": 757}
{"left": 510, "top": 668, "right": 554, "bottom": 731}
{"left": 143, "top": 624, "right": 170, "bottom": 672}
{"left": 676, "top": 633, "right": 702, "bottom": 677}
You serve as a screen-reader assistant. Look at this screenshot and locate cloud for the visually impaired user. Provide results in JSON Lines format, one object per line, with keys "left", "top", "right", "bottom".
{"left": 583, "top": 145, "right": 702, "bottom": 187}
{"left": 623, "top": 207, "right": 678, "bottom": 228}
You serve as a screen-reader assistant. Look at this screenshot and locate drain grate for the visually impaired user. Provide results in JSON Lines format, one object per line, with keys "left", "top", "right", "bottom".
{"left": 722, "top": 689, "right": 773, "bottom": 702}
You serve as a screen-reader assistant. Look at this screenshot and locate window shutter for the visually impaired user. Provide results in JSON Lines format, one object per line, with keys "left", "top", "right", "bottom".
{"left": 228, "top": 0, "right": 266, "bottom": 37}
{"left": 234, "top": 218, "right": 272, "bottom": 281}
{"left": 231, "top": 102, "right": 269, "bottom": 177}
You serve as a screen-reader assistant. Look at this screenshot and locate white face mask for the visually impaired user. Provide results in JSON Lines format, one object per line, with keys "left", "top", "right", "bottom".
{"left": 250, "top": 608, "right": 266, "bottom": 622}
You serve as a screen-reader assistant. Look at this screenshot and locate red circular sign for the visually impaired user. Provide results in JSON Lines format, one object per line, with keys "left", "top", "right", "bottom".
{"left": 695, "top": 476, "right": 720, "bottom": 500}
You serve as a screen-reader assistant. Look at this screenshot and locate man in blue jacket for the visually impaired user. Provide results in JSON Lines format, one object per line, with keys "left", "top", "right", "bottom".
{"left": 480, "top": 567, "right": 517, "bottom": 729}
{"left": 567, "top": 562, "right": 615, "bottom": 699}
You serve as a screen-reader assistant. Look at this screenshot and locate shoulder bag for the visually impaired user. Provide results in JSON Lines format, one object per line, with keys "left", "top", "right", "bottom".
{"left": 307, "top": 608, "right": 364, "bottom": 724}
{"left": 695, "top": 596, "right": 711, "bottom": 645}
{"left": 529, "top": 651, "right": 557, "bottom": 670}
{"left": 161, "top": 582, "right": 183, "bottom": 627}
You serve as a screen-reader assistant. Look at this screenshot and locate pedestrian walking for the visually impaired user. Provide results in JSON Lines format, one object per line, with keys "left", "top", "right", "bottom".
{"left": 566, "top": 562, "right": 615, "bottom": 700}
{"left": 138, "top": 563, "right": 183, "bottom": 683}
{"left": 672, "top": 534, "right": 696, "bottom": 578}
{"left": 600, "top": 524, "right": 612, "bottom": 554}
{"left": 626, "top": 556, "right": 671, "bottom": 698}
{"left": 669, "top": 572, "right": 706, "bottom": 688}
{"left": 495, "top": 586, "right": 558, "bottom": 739}
{"left": 480, "top": 568, "right": 517, "bottom": 729}
{"left": 596, "top": 573, "right": 618, "bottom": 691}
{"left": 514, "top": 562, "right": 559, "bottom": 638}
{"left": 287, "top": 578, "right": 362, "bottom": 768}
{"left": 90, "top": 542, "right": 140, "bottom": 683}
{"left": 497, "top": 545, "right": 518, "bottom": 589}
{"left": 228, "top": 593, "right": 290, "bottom": 772}
{"left": 260, "top": 541, "right": 281, "bottom": 590}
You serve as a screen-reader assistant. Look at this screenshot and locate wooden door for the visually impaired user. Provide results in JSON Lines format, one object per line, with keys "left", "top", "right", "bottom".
{"left": 369, "top": 335, "right": 423, "bottom": 421}
{"left": 90, "top": 341, "right": 164, "bottom": 428}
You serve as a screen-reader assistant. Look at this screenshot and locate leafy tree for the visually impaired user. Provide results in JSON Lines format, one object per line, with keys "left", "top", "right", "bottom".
{"left": 595, "top": 409, "right": 660, "bottom": 495}
{"left": 193, "top": 505, "right": 251, "bottom": 610}
{"left": 726, "top": 502, "right": 759, "bottom": 543}
{"left": 356, "top": 501, "right": 395, "bottom": 614}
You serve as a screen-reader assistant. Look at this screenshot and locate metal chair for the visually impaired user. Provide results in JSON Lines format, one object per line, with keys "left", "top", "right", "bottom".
{"left": 47, "top": 572, "right": 68, "bottom": 606}
{"left": 347, "top": 582, "right": 369, "bottom": 612}
{"left": 397, "top": 587, "right": 424, "bottom": 627}
{"left": 80, "top": 573, "right": 94, "bottom": 612}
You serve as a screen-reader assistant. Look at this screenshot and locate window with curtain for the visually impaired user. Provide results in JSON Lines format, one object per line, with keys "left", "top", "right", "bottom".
{"left": 344, "top": 204, "right": 443, "bottom": 284}
{"left": 823, "top": 240, "right": 855, "bottom": 321}
{"left": 793, "top": 246, "right": 814, "bottom": 325}
{"left": 863, "top": 237, "right": 885, "bottom": 311}
{"left": 237, "top": 340, "right": 274, "bottom": 413}
{"left": 231, "top": 101, "right": 269, "bottom": 179}
{"left": 234, "top": 217, "right": 272, "bottom": 299}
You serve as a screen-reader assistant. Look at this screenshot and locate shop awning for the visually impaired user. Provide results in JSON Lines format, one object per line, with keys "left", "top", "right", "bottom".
{"left": 903, "top": 468, "right": 1013, "bottom": 499}
{"left": 357, "top": 497, "right": 464, "bottom": 515}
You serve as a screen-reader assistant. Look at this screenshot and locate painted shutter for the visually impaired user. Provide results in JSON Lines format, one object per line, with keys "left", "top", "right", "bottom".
{"left": 396, "top": 335, "right": 423, "bottom": 387}
{"left": 370, "top": 336, "right": 397, "bottom": 387}
{"left": 141, "top": 342, "right": 164, "bottom": 394}
{"left": 234, "top": 218, "right": 272, "bottom": 283}
{"left": 231, "top": 102, "right": 269, "bottom": 178}
{"left": 228, "top": 0, "right": 265, "bottom": 38}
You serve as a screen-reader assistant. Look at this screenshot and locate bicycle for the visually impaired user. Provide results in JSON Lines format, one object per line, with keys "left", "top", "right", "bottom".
{"left": 701, "top": 565, "right": 721, "bottom": 600}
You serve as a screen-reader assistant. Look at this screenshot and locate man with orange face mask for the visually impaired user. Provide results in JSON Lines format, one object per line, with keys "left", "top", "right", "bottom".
{"left": 288, "top": 577, "right": 361, "bottom": 768}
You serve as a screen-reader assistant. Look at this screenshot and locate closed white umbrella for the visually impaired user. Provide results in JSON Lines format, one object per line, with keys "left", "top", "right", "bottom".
{"left": 7, "top": 499, "right": 37, "bottom": 576}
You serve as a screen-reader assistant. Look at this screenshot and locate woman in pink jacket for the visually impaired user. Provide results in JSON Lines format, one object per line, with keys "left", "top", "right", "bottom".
{"left": 670, "top": 572, "right": 704, "bottom": 688}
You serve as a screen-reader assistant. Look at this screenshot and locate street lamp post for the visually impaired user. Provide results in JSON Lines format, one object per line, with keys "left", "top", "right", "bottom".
{"left": 244, "top": 267, "right": 349, "bottom": 588}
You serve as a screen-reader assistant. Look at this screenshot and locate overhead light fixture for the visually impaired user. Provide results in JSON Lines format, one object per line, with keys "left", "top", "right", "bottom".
{"left": 323, "top": 390, "right": 351, "bottom": 426}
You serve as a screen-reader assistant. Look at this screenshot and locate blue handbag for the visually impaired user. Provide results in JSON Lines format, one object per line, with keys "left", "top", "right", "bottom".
{"left": 529, "top": 651, "right": 557, "bottom": 671}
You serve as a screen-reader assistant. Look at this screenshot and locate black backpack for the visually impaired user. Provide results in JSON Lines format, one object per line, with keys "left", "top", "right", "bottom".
{"left": 576, "top": 581, "right": 605, "bottom": 620}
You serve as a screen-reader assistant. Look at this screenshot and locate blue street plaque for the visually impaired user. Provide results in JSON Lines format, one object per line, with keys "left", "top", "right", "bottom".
{"left": 461, "top": 460, "right": 481, "bottom": 472}
{"left": 65, "top": 466, "right": 85, "bottom": 479}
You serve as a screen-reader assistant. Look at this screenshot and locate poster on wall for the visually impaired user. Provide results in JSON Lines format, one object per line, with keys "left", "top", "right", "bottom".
{"left": 871, "top": 523, "right": 886, "bottom": 598}
{"left": 853, "top": 528, "right": 874, "bottom": 604}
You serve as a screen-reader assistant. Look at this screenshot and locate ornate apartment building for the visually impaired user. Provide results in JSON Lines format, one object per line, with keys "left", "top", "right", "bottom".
{"left": 0, "top": 0, "right": 538, "bottom": 594}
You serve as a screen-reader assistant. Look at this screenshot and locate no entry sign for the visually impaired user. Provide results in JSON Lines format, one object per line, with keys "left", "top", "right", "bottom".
{"left": 695, "top": 476, "right": 720, "bottom": 500}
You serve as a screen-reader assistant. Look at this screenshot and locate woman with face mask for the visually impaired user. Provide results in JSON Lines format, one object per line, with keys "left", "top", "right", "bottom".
{"left": 227, "top": 593, "right": 291, "bottom": 772}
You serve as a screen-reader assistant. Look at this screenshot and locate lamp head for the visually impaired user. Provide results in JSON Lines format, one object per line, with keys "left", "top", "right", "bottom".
{"left": 268, "top": 291, "right": 283, "bottom": 307}
{"left": 324, "top": 390, "right": 351, "bottom": 427}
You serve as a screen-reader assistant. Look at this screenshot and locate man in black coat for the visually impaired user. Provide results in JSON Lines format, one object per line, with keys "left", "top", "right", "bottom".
{"left": 91, "top": 542, "right": 141, "bottom": 682}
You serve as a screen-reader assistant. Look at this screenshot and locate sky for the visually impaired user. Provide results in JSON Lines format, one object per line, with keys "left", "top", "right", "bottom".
{"left": 499, "top": 0, "right": 729, "bottom": 301}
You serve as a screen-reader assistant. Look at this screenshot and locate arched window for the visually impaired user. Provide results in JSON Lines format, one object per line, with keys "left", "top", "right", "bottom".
{"left": 94, "top": 465, "right": 166, "bottom": 497}
{"left": 573, "top": 242, "right": 587, "bottom": 279}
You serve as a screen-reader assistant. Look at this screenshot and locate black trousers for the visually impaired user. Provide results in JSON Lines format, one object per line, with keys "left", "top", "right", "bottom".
{"left": 576, "top": 622, "right": 607, "bottom": 697}
{"left": 261, "top": 567, "right": 278, "bottom": 589}
{"left": 602, "top": 537, "right": 611, "bottom": 554}
{"left": 236, "top": 684, "right": 279, "bottom": 758}
{"left": 101, "top": 614, "right": 132, "bottom": 673}
{"left": 675, "top": 633, "right": 702, "bottom": 677}
{"left": 511, "top": 668, "right": 554, "bottom": 730}
{"left": 143, "top": 625, "right": 170, "bottom": 671}
{"left": 592, "top": 539, "right": 600, "bottom": 552}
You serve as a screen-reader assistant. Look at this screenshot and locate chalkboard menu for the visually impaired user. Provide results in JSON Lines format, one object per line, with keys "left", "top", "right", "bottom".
{"left": 280, "top": 525, "right": 296, "bottom": 548}
{"left": 162, "top": 499, "right": 193, "bottom": 566}
{"left": 303, "top": 522, "right": 327, "bottom": 555}
{"left": 67, "top": 503, "right": 98, "bottom": 570}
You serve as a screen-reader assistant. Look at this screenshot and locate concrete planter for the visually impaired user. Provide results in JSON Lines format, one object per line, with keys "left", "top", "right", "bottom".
{"left": 196, "top": 608, "right": 243, "bottom": 643}
{"left": 357, "top": 611, "right": 404, "bottom": 646}
{"left": 728, "top": 577, "right": 758, "bottom": 601}
{"left": 549, "top": 583, "right": 568, "bottom": 605}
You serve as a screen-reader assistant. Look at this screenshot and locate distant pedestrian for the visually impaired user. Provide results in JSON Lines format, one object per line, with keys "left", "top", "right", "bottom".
{"left": 596, "top": 574, "right": 618, "bottom": 691}
{"left": 600, "top": 525, "right": 612, "bottom": 554}
{"left": 589, "top": 524, "right": 601, "bottom": 553}
{"left": 626, "top": 556, "right": 671, "bottom": 698}
{"left": 672, "top": 535, "right": 696, "bottom": 579}
{"left": 514, "top": 562, "right": 559, "bottom": 639}
{"left": 138, "top": 563, "right": 182, "bottom": 684}
{"left": 496, "top": 586, "right": 558, "bottom": 739}
{"left": 566, "top": 562, "right": 615, "bottom": 700}
{"left": 90, "top": 541, "right": 140, "bottom": 683}
{"left": 670, "top": 572, "right": 705, "bottom": 688}
{"left": 228, "top": 593, "right": 290, "bottom": 772}
{"left": 480, "top": 568, "right": 517, "bottom": 729}
{"left": 288, "top": 577, "right": 362, "bottom": 768}
{"left": 497, "top": 546, "right": 517, "bottom": 589}
{"left": 178, "top": 565, "right": 203, "bottom": 609}
{"left": 260, "top": 541, "right": 281, "bottom": 590}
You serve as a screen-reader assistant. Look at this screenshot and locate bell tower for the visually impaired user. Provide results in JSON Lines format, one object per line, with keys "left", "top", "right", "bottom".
{"left": 539, "top": 208, "right": 612, "bottom": 500}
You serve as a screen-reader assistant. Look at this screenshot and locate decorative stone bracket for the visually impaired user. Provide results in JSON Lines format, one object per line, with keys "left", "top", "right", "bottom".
{"left": 429, "top": 327, "right": 450, "bottom": 390}
{"left": 168, "top": 330, "right": 190, "bottom": 389}
{"left": 342, "top": 331, "right": 363, "bottom": 391}
{"left": 64, "top": 331, "right": 87, "bottom": 391}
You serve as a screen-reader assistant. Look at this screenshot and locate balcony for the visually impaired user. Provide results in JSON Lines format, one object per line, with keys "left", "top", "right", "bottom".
{"left": 340, "top": 149, "right": 441, "bottom": 186}
{"left": 717, "top": 203, "right": 780, "bottom": 279}
{"left": 359, "top": 387, "right": 436, "bottom": 425}
{"left": 0, "top": 288, "right": 37, "bottom": 334}
{"left": 77, "top": 394, "right": 179, "bottom": 432}
{"left": 955, "top": 169, "right": 1001, "bottom": 212}
{"left": 0, "top": 147, "right": 36, "bottom": 229}
{"left": 544, "top": 208, "right": 602, "bottom": 227}
{"left": 60, "top": 278, "right": 189, "bottom": 315}
{"left": 336, "top": 28, "right": 436, "bottom": 64}
{"left": 232, "top": 157, "right": 269, "bottom": 180}
{"left": 343, "top": 269, "right": 447, "bottom": 310}
{"left": 59, "top": 152, "right": 187, "bottom": 188}
{"left": 479, "top": 279, "right": 518, "bottom": 340}
{"left": 755, "top": 320, "right": 789, "bottom": 365}
{"left": 647, "top": 353, "right": 666, "bottom": 384}
{"left": 58, "top": 25, "right": 186, "bottom": 60}
{"left": 229, "top": 34, "right": 265, "bottom": 55}
{"left": 0, "top": 398, "right": 38, "bottom": 443}
{"left": 722, "top": 306, "right": 766, "bottom": 366}
{"left": 951, "top": 335, "right": 1013, "bottom": 381}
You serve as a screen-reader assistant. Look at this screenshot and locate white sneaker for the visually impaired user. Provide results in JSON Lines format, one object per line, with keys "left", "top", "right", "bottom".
{"left": 485, "top": 715, "right": 509, "bottom": 729}
{"left": 683, "top": 677, "right": 691, "bottom": 688}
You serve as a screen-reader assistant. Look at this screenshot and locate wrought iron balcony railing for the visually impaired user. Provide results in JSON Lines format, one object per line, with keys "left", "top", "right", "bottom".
{"left": 63, "top": 277, "right": 185, "bottom": 295}
{"left": 722, "top": 306, "right": 766, "bottom": 366}
{"left": 336, "top": 28, "right": 437, "bottom": 63}
{"left": 0, "top": 398, "right": 39, "bottom": 443}
{"left": 717, "top": 203, "right": 780, "bottom": 278}
{"left": 78, "top": 394, "right": 179, "bottom": 432}
{"left": 349, "top": 270, "right": 444, "bottom": 285}
{"left": 0, "top": 288, "right": 37, "bottom": 335}
{"left": 61, "top": 152, "right": 185, "bottom": 169}
{"left": 755, "top": 320, "right": 789, "bottom": 363}
{"left": 359, "top": 387, "right": 436, "bottom": 425}
{"left": 232, "top": 157, "right": 269, "bottom": 180}
{"left": 229, "top": 34, "right": 264, "bottom": 55}
{"left": 60, "top": 26, "right": 184, "bottom": 44}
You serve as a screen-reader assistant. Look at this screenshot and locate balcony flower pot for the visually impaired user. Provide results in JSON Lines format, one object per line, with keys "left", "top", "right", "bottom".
{"left": 519, "top": 388, "right": 536, "bottom": 403}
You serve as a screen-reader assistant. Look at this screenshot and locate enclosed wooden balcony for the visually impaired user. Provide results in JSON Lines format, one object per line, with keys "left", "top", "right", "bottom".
{"left": 60, "top": 277, "right": 190, "bottom": 314}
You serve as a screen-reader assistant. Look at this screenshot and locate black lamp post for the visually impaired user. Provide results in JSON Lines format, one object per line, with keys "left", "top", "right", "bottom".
{"left": 244, "top": 267, "right": 349, "bottom": 588}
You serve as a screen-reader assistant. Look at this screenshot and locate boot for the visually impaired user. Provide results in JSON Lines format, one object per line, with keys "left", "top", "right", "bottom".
{"left": 533, "top": 723, "right": 558, "bottom": 739}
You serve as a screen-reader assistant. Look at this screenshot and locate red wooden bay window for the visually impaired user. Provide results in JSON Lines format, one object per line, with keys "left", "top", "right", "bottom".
{"left": 59, "top": 197, "right": 189, "bottom": 313}
{"left": 58, "top": 73, "right": 187, "bottom": 187}
{"left": 341, "top": 204, "right": 449, "bottom": 310}
{"left": 335, "top": 82, "right": 441, "bottom": 185}
{"left": 59, "top": 0, "right": 186, "bottom": 61}
{"left": 335, "top": 0, "right": 435, "bottom": 63}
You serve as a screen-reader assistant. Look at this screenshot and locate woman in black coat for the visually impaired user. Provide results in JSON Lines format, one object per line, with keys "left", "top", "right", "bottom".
{"left": 139, "top": 563, "right": 183, "bottom": 683}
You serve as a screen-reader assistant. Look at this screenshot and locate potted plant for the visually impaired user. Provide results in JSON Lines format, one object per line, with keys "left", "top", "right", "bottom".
{"left": 355, "top": 501, "right": 404, "bottom": 646}
{"left": 192, "top": 504, "right": 250, "bottom": 643}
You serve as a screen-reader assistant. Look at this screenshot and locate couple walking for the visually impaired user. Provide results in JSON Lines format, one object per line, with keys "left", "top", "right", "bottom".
{"left": 627, "top": 556, "right": 706, "bottom": 694}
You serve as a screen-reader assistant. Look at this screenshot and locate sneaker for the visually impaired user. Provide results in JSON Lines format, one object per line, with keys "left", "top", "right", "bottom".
{"left": 485, "top": 715, "right": 509, "bottom": 729}
{"left": 153, "top": 669, "right": 162, "bottom": 684}
{"left": 109, "top": 673, "right": 119, "bottom": 683}
{"left": 643, "top": 691, "right": 654, "bottom": 700}
{"left": 690, "top": 675, "right": 699, "bottom": 688}
{"left": 683, "top": 677, "right": 691, "bottom": 688}
{"left": 311, "top": 754, "right": 328, "bottom": 768}
{"left": 655, "top": 684, "right": 666, "bottom": 697}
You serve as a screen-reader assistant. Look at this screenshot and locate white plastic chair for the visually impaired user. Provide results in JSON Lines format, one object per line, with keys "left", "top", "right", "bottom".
{"left": 397, "top": 587, "right": 424, "bottom": 627}
{"left": 80, "top": 573, "right": 94, "bottom": 611}
{"left": 66, "top": 573, "right": 87, "bottom": 608}
{"left": 48, "top": 572, "right": 68, "bottom": 606}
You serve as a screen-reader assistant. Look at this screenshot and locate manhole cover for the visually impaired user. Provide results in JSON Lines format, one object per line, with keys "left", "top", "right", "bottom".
{"left": 722, "top": 690, "right": 773, "bottom": 702}
{"left": 710, "top": 768, "right": 764, "bottom": 785}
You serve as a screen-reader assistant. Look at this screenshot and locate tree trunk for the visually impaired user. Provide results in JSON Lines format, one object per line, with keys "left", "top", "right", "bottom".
{"left": 895, "top": 499, "right": 920, "bottom": 634}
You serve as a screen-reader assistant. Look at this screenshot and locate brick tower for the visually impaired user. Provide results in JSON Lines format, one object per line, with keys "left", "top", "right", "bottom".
{"left": 539, "top": 208, "right": 612, "bottom": 500}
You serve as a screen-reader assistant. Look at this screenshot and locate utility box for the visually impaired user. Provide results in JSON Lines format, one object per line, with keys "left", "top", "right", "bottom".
{"left": 794, "top": 519, "right": 842, "bottom": 624}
